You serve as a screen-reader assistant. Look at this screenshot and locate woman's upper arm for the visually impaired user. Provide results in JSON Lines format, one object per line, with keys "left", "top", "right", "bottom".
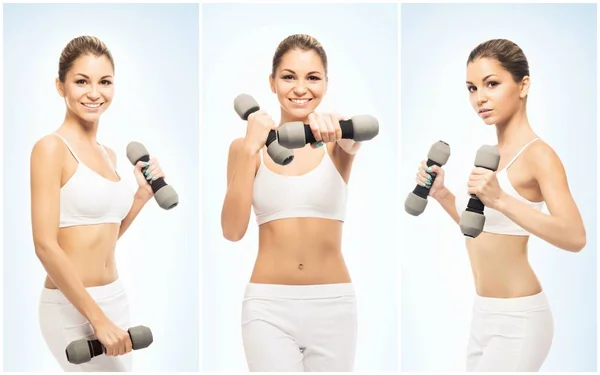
{"left": 531, "top": 143, "right": 584, "bottom": 225}
{"left": 30, "top": 136, "right": 63, "bottom": 248}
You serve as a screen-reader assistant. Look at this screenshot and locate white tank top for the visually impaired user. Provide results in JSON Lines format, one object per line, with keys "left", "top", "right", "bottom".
{"left": 455, "top": 138, "right": 545, "bottom": 236}
{"left": 252, "top": 148, "right": 348, "bottom": 225}
{"left": 54, "top": 133, "right": 134, "bottom": 228}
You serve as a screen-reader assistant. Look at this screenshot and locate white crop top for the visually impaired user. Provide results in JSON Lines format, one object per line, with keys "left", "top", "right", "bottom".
{"left": 54, "top": 134, "right": 134, "bottom": 228}
{"left": 252, "top": 148, "right": 348, "bottom": 225}
{"left": 455, "top": 138, "right": 545, "bottom": 236}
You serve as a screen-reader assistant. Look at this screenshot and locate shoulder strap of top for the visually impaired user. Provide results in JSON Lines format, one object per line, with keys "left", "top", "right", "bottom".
{"left": 52, "top": 133, "right": 80, "bottom": 163}
{"left": 505, "top": 137, "right": 540, "bottom": 170}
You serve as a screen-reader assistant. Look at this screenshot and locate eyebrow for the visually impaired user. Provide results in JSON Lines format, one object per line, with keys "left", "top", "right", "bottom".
{"left": 281, "top": 69, "right": 323, "bottom": 75}
{"left": 74, "top": 73, "right": 113, "bottom": 79}
{"left": 466, "top": 74, "right": 497, "bottom": 85}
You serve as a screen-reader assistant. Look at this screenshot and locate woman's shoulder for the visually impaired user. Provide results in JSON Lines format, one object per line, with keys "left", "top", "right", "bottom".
{"left": 31, "top": 133, "right": 65, "bottom": 157}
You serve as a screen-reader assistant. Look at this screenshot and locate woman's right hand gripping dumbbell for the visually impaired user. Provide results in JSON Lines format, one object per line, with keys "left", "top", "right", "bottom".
{"left": 92, "top": 318, "right": 133, "bottom": 357}
{"left": 416, "top": 160, "right": 447, "bottom": 200}
{"left": 243, "top": 110, "right": 277, "bottom": 156}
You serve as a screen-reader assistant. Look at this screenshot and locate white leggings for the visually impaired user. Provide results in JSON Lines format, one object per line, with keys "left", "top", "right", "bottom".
{"left": 39, "top": 279, "right": 133, "bottom": 372}
{"left": 241, "top": 283, "right": 358, "bottom": 372}
{"left": 466, "top": 291, "right": 554, "bottom": 372}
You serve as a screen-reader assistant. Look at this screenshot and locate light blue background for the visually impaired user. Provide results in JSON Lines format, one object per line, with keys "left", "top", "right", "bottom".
{"left": 3, "top": 4, "right": 199, "bottom": 372}
{"left": 202, "top": 3, "right": 399, "bottom": 372}
{"left": 400, "top": 3, "right": 597, "bottom": 372}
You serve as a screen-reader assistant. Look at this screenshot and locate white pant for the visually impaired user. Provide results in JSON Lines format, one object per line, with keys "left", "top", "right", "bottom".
{"left": 241, "top": 283, "right": 358, "bottom": 372}
{"left": 466, "top": 291, "right": 554, "bottom": 372}
{"left": 39, "top": 279, "right": 133, "bottom": 372}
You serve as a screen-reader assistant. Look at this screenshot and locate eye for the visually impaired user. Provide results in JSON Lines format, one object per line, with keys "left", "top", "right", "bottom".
{"left": 487, "top": 81, "right": 499, "bottom": 88}
{"left": 467, "top": 85, "right": 476, "bottom": 93}
{"left": 282, "top": 75, "right": 294, "bottom": 80}
{"left": 100, "top": 80, "right": 112, "bottom": 86}
{"left": 308, "top": 75, "right": 321, "bottom": 81}
{"left": 76, "top": 79, "right": 87, "bottom": 85}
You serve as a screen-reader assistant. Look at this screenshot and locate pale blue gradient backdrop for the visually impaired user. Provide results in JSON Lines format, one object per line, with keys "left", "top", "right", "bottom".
{"left": 400, "top": 3, "right": 596, "bottom": 372}
{"left": 3, "top": 4, "right": 199, "bottom": 372}
{"left": 202, "top": 3, "right": 398, "bottom": 372}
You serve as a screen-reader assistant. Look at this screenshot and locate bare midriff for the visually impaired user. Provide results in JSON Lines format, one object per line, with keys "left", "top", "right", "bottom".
{"left": 466, "top": 232, "right": 542, "bottom": 298}
{"left": 44, "top": 223, "right": 121, "bottom": 289}
{"left": 250, "top": 218, "right": 351, "bottom": 285}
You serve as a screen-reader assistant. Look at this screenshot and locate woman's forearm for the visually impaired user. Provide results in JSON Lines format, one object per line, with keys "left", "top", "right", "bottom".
{"left": 118, "top": 191, "right": 151, "bottom": 239}
{"left": 35, "top": 243, "right": 107, "bottom": 326}
{"left": 434, "top": 187, "right": 461, "bottom": 224}
{"left": 496, "top": 193, "right": 586, "bottom": 252}
{"left": 221, "top": 144, "right": 257, "bottom": 242}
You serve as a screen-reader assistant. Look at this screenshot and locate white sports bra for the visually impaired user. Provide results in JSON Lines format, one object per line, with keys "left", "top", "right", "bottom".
{"left": 54, "top": 133, "right": 134, "bottom": 228}
{"left": 252, "top": 147, "right": 348, "bottom": 225}
{"left": 455, "top": 138, "right": 545, "bottom": 236}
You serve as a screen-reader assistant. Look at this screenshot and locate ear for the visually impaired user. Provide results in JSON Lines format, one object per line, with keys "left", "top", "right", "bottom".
{"left": 55, "top": 77, "right": 65, "bottom": 98}
{"left": 519, "top": 76, "right": 530, "bottom": 99}
{"left": 269, "top": 74, "right": 276, "bottom": 94}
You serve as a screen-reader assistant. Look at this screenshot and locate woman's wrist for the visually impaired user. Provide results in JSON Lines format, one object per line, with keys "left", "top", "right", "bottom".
{"left": 134, "top": 187, "right": 153, "bottom": 203}
{"left": 432, "top": 186, "right": 450, "bottom": 201}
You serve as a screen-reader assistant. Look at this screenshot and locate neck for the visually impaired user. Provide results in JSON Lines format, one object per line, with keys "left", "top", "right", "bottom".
{"left": 60, "top": 111, "right": 99, "bottom": 144}
{"left": 279, "top": 108, "right": 309, "bottom": 127}
{"left": 494, "top": 106, "right": 535, "bottom": 147}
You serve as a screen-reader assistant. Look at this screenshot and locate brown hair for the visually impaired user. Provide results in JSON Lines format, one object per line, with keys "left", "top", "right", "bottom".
{"left": 58, "top": 36, "right": 114, "bottom": 83}
{"left": 271, "top": 34, "right": 328, "bottom": 77}
{"left": 467, "top": 39, "right": 529, "bottom": 82}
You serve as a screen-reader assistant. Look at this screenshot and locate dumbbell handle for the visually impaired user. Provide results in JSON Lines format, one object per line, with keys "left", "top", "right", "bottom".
{"left": 412, "top": 159, "right": 442, "bottom": 199}
{"left": 298, "top": 120, "right": 358, "bottom": 143}
{"left": 240, "top": 104, "right": 278, "bottom": 148}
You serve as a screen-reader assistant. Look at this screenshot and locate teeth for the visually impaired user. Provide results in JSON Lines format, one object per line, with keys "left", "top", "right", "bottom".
{"left": 82, "top": 103, "right": 101, "bottom": 108}
{"left": 291, "top": 99, "right": 310, "bottom": 104}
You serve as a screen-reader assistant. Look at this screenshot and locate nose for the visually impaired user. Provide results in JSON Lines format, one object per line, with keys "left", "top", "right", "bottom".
{"left": 87, "top": 85, "right": 101, "bottom": 101}
{"left": 476, "top": 90, "right": 488, "bottom": 106}
{"left": 293, "top": 80, "right": 308, "bottom": 96}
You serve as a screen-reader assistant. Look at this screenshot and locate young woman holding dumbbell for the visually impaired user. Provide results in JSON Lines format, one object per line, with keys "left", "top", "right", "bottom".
{"left": 31, "top": 36, "right": 165, "bottom": 371}
{"left": 221, "top": 34, "right": 363, "bottom": 372}
{"left": 415, "top": 39, "right": 586, "bottom": 372}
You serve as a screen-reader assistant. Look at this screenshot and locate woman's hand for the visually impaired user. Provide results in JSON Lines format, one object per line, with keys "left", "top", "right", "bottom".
{"left": 92, "top": 319, "right": 132, "bottom": 357}
{"left": 244, "top": 110, "right": 276, "bottom": 155}
{"left": 308, "top": 112, "right": 361, "bottom": 154}
{"left": 134, "top": 158, "right": 165, "bottom": 201}
{"left": 416, "top": 161, "right": 447, "bottom": 200}
{"left": 467, "top": 167, "right": 505, "bottom": 209}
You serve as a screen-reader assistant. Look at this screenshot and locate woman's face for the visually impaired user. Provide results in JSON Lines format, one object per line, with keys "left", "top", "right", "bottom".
{"left": 466, "top": 57, "right": 528, "bottom": 126}
{"left": 57, "top": 54, "right": 114, "bottom": 124}
{"left": 270, "top": 48, "right": 327, "bottom": 121}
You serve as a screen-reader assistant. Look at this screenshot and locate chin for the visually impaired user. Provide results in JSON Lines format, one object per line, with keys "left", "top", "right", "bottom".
{"left": 284, "top": 106, "right": 314, "bottom": 121}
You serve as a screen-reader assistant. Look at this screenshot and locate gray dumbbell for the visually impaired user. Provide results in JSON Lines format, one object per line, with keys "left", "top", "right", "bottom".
{"left": 126, "top": 142, "right": 179, "bottom": 210}
{"left": 459, "top": 145, "right": 501, "bottom": 238}
{"left": 276, "top": 114, "right": 379, "bottom": 149}
{"left": 233, "top": 94, "right": 294, "bottom": 166}
{"left": 65, "top": 325, "right": 153, "bottom": 365}
{"left": 405, "top": 140, "right": 451, "bottom": 216}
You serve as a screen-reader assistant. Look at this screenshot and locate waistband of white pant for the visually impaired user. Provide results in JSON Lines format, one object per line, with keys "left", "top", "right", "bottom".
{"left": 244, "top": 282, "right": 355, "bottom": 300}
{"left": 475, "top": 291, "right": 549, "bottom": 312}
{"left": 40, "top": 278, "right": 125, "bottom": 304}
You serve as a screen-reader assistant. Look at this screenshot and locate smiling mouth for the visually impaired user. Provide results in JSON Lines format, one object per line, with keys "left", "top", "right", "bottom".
{"left": 81, "top": 102, "right": 104, "bottom": 109}
{"left": 288, "top": 98, "right": 313, "bottom": 105}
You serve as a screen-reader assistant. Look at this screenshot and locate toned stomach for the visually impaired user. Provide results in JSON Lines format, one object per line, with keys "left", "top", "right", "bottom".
{"left": 250, "top": 218, "right": 351, "bottom": 285}
{"left": 44, "top": 223, "right": 121, "bottom": 289}
{"left": 466, "top": 232, "right": 542, "bottom": 298}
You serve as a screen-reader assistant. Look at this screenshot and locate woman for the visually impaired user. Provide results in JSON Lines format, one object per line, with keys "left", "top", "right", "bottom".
{"left": 221, "top": 34, "right": 363, "bottom": 372}
{"left": 31, "top": 35, "right": 165, "bottom": 372}
{"left": 416, "top": 39, "right": 586, "bottom": 372}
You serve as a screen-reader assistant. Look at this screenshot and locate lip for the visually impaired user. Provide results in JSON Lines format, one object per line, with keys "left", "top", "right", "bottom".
{"left": 81, "top": 102, "right": 104, "bottom": 111}
{"left": 478, "top": 108, "right": 493, "bottom": 118}
{"left": 288, "top": 98, "right": 313, "bottom": 107}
